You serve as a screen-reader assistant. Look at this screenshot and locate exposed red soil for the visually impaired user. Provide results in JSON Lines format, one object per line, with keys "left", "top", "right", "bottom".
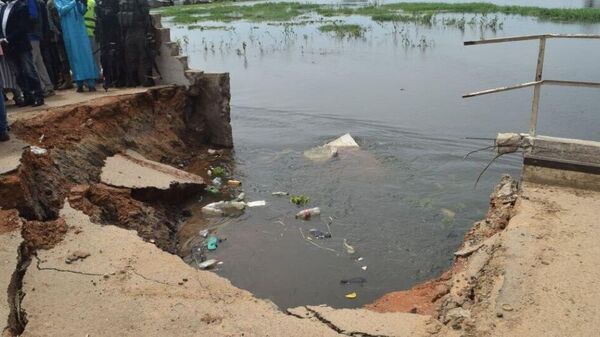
{"left": 0, "top": 210, "right": 21, "bottom": 234}
{"left": 0, "top": 150, "right": 68, "bottom": 221}
{"left": 22, "top": 218, "right": 68, "bottom": 250}
{"left": 366, "top": 260, "right": 465, "bottom": 315}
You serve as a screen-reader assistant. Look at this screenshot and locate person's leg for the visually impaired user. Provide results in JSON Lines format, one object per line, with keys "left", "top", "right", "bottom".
{"left": 137, "top": 35, "right": 153, "bottom": 87}
{"left": 76, "top": 80, "right": 84, "bottom": 92}
{"left": 89, "top": 36, "right": 101, "bottom": 76}
{"left": 86, "top": 79, "right": 96, "bottom": 91}
{"left": 19, "top": 51, "right": 44, "bottom": 106}
{"left": 57, "top": 39, "right": 74, "bottom": 90}
{"left": 124, "top": 31, "right": 140, "bottom": 87}
{"left": 30, "top": 40, "right": 54, "bottom": 96}
{"left": 0, "top": 93, "right": 8, "bottom": 141}
{"left": 6, "top": 54, "right": 31, "bottom": 105}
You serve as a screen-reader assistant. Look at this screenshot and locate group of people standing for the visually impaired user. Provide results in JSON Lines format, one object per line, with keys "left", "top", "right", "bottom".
{"left": 0, "top": 0, "right": 155, "bottom": 142}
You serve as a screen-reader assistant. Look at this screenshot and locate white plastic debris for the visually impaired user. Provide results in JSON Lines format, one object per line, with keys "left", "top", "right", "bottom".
{"left": 272, "top": 191, "right": 289, "bottom": 196}
{"left": 198, "top": 259, "right": 218, "bottom": 270}
{"left": 295, "top": 207, "right": 321, "bottom": 220}
{"left": 304, "top": 133, "right": 359, "bottom": 161}
{"left": 30, "top": 146, "right": 47, "bottom": 155}
{"left": 343, "top": 239, "right": 356, "bottom": 254}
{"left": 357, "top": 257, "right": 364, "bottom": 261}
{"left": 202, "top": 201, "right": 246, "bottom": 216}
{"left": 236, "top": 192, "right": 246, "bottom": 201}
{"left": 325, "top": 133, "right": 360, "bottom": 148}
{"left": 361, "top": 266, "right": 367, "bottom": 271}
{"left": 246, "top": 200, "right": 266, "bottom": 207}
{"left": 208, "top": 149, "right": 217, "bottom": 155}
{"left": 199, "top": 229, "right": 209, "bottom": 238}
{"left": 212, "top": 177, "right": 223, "bottom": 187}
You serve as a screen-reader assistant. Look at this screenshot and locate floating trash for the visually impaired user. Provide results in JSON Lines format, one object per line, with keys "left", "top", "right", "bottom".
{"left": 246, "top": 200, "right": 267, "bottom": 207}
{"left": 202, "top": 201, "right": 246, "bottom": 216}
{"left": 198, "top": 259, "right": 218, "bottom": 270}
{"left": 309, "top": 229, "right": 331, "bottom": 239}
{"left": 206, "top": 236, "right": 219, "bottom": 251}
{"left": 296, "top": 207, "right": 321, "bottom": 220}
{"left": 345, "top": 292, "right": 357, "bottom": 299}
{"left": 343, "top": 239, "right": 356, "bottom": 254}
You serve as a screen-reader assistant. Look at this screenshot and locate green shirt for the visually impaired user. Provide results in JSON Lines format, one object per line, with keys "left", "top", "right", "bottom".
{"left": 84, "top": 0, "right": 96, "bottom": 37}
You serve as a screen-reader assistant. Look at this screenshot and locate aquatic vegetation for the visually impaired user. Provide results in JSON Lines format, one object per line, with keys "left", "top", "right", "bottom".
{"left": 290, "top": 195, "right": 310, "bottom": 206}
{"left": 188, "top": 25, "right": 233, "bottom": 31}
{"left": 160, "top": 2, "right": 322, "bottom": 24}
{"left": 318, "top": 24, "right": 365, "bottom": 39}
{"left": 159, "top": 1, "right": 600, "bottom": 24}
{"left": 211, "top": 166, "right": 226, "bottom": 177}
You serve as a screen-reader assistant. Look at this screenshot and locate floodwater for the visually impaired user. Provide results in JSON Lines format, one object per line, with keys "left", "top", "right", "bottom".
{"left": 165, "top": 1, "right": 600, "bottom": 309}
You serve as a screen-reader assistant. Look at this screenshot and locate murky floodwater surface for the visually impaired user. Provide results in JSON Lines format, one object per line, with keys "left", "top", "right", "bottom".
{"left": 165, "top": 0, "right": 600, "bottom": 308}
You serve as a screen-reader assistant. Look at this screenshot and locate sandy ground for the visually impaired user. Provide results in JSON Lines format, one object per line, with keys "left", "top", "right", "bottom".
{"left": 0, "top": 211, "right": 22, "bottom": 335}
{"left": 461, "top": 183, "right": 600, "bottom": 336}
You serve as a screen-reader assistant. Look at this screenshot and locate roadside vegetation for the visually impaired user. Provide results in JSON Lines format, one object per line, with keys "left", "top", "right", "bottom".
{"left": 159, "top": 1, "right": 600, "bottom": 24}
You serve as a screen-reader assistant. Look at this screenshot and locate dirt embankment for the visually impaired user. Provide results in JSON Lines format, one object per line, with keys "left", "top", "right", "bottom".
{"left": 367, "top": 175, "right": 518, "bottom": 321}
{"left": 0, "top": 85, "right": 232, "bottom": 336}
{"left": 0, "top": 86, "right": 230, "bottom": 254}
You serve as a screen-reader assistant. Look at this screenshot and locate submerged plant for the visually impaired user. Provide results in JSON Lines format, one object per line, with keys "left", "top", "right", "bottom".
{"left": 160, "top": 2, "right": 600, "bottom": 25}
{"left": 290, "top": 195, "right": 310, "bottom": 206}
{"left": 318, "top": 24, "right": 365, "bottom": 39}
{"left": 211, "top": 166, "right": 226, "bottom": 178}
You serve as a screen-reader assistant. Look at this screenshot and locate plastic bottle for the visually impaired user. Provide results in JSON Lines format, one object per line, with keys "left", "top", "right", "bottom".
{"left": 295, "top": 207, "right": 321, "bottom": 220}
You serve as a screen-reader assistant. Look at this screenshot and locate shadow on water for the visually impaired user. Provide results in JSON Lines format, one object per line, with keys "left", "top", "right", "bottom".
{"left": 167, "top": 3, "right": 600, "bottom": 309}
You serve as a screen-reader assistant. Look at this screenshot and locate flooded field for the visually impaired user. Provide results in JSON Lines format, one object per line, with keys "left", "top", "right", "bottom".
{"left": 163, "top": 1, "right": 600, "bottom": 308}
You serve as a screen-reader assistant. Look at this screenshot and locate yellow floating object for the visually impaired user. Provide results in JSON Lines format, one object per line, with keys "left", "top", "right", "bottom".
{"left": 345, "top": 292, "right": 357, "bottom": 299}
{"left": 227, "top": 180, "right": 242, "bottom": 187}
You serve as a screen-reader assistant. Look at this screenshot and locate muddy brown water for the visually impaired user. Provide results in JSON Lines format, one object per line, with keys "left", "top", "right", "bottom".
{"left": 165, "top": 1, "right": 600, "bottom": 309}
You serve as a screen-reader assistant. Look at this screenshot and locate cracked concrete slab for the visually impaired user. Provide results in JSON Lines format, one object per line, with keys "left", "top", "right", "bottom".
{"left": 289, "top": 305, "right": 453, "bottom": 337}
{"left": 0, "top": 211, "right": 22, "bottom": 334}
{"left": 0, "top": 138, "right": 28, "bottom": 175}
{"left": 20, "top": 203, "right": 341, "bottom": 337}
{"left": 100, "top": 150, "right": 204, "bottom": 190}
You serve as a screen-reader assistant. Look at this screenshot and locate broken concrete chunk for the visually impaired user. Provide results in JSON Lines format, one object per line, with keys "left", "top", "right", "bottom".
{"left": 0, "top": 137, "right": 28, "bottom": 174}
{"left": 100, "top": 150, "right": 204, "bottom": 190}
{"left": 454, "top": 243, "right": 484, "bottom": 257}
{"left": 65, "top": 250, "right": 91, "bottom": 264}
{"left": 496, "top": 133, "right": 523, "bottom": 154}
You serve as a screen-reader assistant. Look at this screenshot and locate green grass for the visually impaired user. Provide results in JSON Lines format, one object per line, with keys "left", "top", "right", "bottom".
{"left": 381, "top": 3, "right": 600, "bottom": 22}
{"left": 188, "top": 25, "right": 232, "bottom": 30}
{"left": 161, "top": 2, "right": 321, "bottom": 24}
{"left": 318, "top": 23, "right": 365, "bottom": 38}
{"left": 159, "top": 1, "right": 600, "bottom": 25}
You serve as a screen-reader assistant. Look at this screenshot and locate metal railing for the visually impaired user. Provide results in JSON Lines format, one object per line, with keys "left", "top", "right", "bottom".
{"left": 463, "top": 34, "right": 600, "bottom": 136}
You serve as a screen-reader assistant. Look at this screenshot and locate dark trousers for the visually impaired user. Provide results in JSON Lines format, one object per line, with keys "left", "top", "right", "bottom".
{"left": 123, "top": 28, "right": 152, "bottom": 87}
{"left": 0, "top": 93, "right": 7, "bottom": 134}
{"left": 7, "top": 50, "right": 43, "bottom": 100}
